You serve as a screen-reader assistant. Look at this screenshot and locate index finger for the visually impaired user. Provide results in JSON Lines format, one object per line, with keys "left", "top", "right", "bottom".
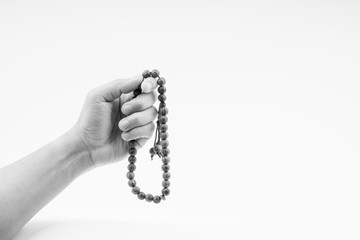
{"left": 89, "top": 74, "right": 143, "bottom": 102}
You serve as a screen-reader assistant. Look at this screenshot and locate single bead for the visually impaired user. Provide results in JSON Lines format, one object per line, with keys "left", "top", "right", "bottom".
{"left": 159, "top": 116, "right": 168, "bottom": 124}
{"left": 162, "top": 188, "right": 170, "bottom": 196}
{"left": 151, "top": 69, "right": 160, "bottom": 78}
{"left": 162, "top": 156, "right": 170, "bottom": 164}
{"left": 128, "top": 140, "right": 137, "bottom": 148}
{"left": 153, "top": 195, "right": 161, "bottom": 203}
{"left": 149, "top": 147, "right": 156, "bottom": 160}
{"left": 127, "top": 164, "right": 136, "bottom": 172}
{"left": 158, "top": 94, "right": 167, "bottom": 102}
{"left": 160, "top": 124, "right": 168, "bottom": 132}
{"left": 157, "top": 77, "right": 166, "bottom": 86}
{"left": 161, "top": 148, "right": 170, "bottom": 156}
{"left": 129, "top": 148, "right": 137, "bottom": 156}
{"left": 138, "top": 192, "right": 146, "bottom": 200}
{"left": 145, "top": 194, "right": 154, "bottom": 202}
{"left": 162, "top": 164, "right": 170, "bottom": 172}
{"left": 159, "top": 102, "right": 166, "bottom": 108}
{"left": 160, "top": 140, "right": 169, "bottom": 148}
{"left": 163, "top": 172, "right": 171, "bottom": 180}
{"left": 162, "top": 180, "right": 170, "bottom": 188}
{"left": 158, "top": 86, "right": 166, "bottom": 94}
{"left": 126, "top": 172, "right": 135, "bottom": 179}
{"left": 149, "top": 147, "right": 156, "bottom": 155}
{"left": 132, "top": 186, "right": 140, "bottom": 195}
{"left": 128, "top": 179, "right": 136, "bottom": 187}
{"left": 133, "top": 88, "right": 142, "bottom": 97}
{"left": 142, "top": 70, "right": 151, "bottom": 78}
{"left": 128, "top": 156, "right": 137, "bottom": 164}
{"left": 154, "top": 144, "right": 161, "bottom": 153}
{"left": 160, "top": 132, "right": 169, "bottom": 140}
{"left": 159, "top": 107, "right": 168, "bottom": 116}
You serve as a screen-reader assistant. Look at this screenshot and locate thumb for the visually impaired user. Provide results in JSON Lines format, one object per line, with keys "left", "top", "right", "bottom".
{"left": 90, "top": 74, "right": 143, "bottom": 102}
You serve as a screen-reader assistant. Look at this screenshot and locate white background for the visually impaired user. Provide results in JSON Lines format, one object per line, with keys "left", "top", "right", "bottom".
{"left": 1, "top": 0, "right": 360, "bottom": 239}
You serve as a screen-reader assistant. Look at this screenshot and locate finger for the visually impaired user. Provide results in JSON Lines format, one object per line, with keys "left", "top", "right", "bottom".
{"left": 121, "top": 92, "right": 156, "bottom": 116}
{"left": 135, "top": 138, "right": 151, "bottom": 148}
{"left": 89, "top": 74, "right": 143, "bottom": 102}
{"left": 129, "top": 137, "right": 151, "bottom": 149}
{"left": 141, "top": 77, "right": 158, "bottom": 93}
{"left": 121, "top": 122, "right": 156, "bottom": 141}
{"left": 119, "top": 106, "right": 157, "bottom": 132}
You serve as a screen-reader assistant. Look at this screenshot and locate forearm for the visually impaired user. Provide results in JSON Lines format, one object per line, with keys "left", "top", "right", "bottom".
{"left": 0, "top": 128, "right": 93, "bottom": 240}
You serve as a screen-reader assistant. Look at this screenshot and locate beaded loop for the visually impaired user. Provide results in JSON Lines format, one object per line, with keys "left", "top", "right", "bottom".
{"left": 126, "top": 69, "right": 170, "bottom": 203}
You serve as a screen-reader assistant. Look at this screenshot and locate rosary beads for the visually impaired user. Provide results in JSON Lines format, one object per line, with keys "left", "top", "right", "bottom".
{"left": 126, "top": 69, "right": 170, "bottom": 204}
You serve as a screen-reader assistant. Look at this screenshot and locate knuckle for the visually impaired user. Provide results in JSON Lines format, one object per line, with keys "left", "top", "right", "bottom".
{"left": 150, "top": 106, "right": 157, "bottom": 119}
{"left": 150, "top": 91, "right": 156, "bottom": 103}
{"left": 86, "top": 88, "right": 103, "bottom": 102}
{"left": 152, "top": 91, "right": 158, "bottom": 102}
{"left": 134, "top": 101, "right": 144, "bottom": 111}
{"left": 149, "top": 122, "right": 156, "bottom": 132}
{"left": 130, "top": 114, "right": 141, "bottom": 127}
{"left": 86, "top": 89, "right": 96, "bottom": 100}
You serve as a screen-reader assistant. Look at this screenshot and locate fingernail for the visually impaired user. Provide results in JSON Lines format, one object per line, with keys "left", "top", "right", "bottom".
{"left": 122, "top": 132, "right": 129, "bottom": 141}
{"left": 122, "top": 104, "right": 131, "bottom": 114}
{"left": 119, "top": 119, "right": 129, "bottom": 131}
{"left": 142, "top": 81, "right": 152, "bottom": 93}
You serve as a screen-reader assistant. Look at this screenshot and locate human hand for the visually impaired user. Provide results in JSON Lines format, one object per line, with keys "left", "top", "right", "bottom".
{"left": 71, "top": 74, "right": 158, "bottom": 168}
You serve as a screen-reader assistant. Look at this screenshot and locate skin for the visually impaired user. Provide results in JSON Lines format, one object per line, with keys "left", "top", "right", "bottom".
{"left": 0, "top": 74, "right": 158, "bottom": 240}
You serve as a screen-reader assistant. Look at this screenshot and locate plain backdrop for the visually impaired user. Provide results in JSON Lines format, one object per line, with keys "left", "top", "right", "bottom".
{"left": 1, "top": 0, "right": 360, "bottom": 239}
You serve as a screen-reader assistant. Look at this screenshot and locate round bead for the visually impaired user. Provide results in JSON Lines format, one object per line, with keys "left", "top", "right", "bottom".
{"left": 162, "top": 164, "right": 170, "bottom": 172}
{"left": 162, "top": 188, "right": 170, "bottom": 196}
{"left": 128, "top": 140, "right": 137, "bottom": 148}
{"left": 162, "top": 180, "right": 170, "bottom": 188}
{"left": 160, "top": 140, "right": 169, "bottom": 148}
{"left": 149, "top": 147, "right": 156, "bottom": 155}
{"left": 158, "top": 86, "right": 166, "bottom": 94}
{"left": 128, "top": 179, "right": 136, "bottom": 187}
{"left": 126, "top": 172, "right": 135, "bottom": 179}
{"left": 133, "top": 88, "right": 142, "bottom": 97}
{"left": 159, "top": 107, "right": 168, "bottom": 116}
{"left": 159, "top": 116, "right": 168, "bottom": 124}
{"left": 151, "top": 69, "right": 160, "bottom": 78}
{"left": 154, "top": 144, "right": 161, "bottom": 153}
{"left": 132, "top": 186, "right": 140, "bottom": 194}
{"left": 161, "top": 148, "right": 170, "bottom": 156}
{"left": 142, "top": 70, "right": 151, "bottom": 78}
{"left": 158, "top": 94, "right": 167, "bottom": 102}
{"left": 162, "top": 156, "right": 170, "bottom": 164}
{"left": 138, "top": 192, "right": 146, "bottom": 200}
{"left": 145, "top": 194, "right": 154, "bottom": 202}
{"left": 157, "top": 77, "right": 166, "bottom": 85}
{"left": 163, "top": 172, "right": 171, "bottom": 180}
{"left": 128, "top": 156, "right": 137, "bottom": 164}
{"left": 129, "top": 148, "right": 137, "bottom": 156}
{"left": 127, "top": 164, "right": 136, "bottom": 172}
{"left": 160, "top": 124, "right": 168, "bottom": 132}
{"left": 160, "top": 132, "right": 168, "bottom": 140}
{"left": 159, "top": 102, "right": 166, "bottom": 108}
{"left": 153, "top": 195, "right": 161, "bottom": 203}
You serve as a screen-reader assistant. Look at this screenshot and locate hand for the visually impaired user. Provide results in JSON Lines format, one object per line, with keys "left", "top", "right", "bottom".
{"left": 71, "top": 74, "right": 158, "bottom": 168}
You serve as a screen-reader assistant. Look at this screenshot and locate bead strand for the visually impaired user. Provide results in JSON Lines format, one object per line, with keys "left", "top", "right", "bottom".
{"left": 126, "top": 69, "right": 170, "bottom": 203}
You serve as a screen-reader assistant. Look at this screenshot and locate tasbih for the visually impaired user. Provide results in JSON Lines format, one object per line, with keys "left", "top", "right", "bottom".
{"left": 126, "top": 69, "right": 170, "bottom": 204}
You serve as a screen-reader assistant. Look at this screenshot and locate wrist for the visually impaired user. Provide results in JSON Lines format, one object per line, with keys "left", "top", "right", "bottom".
{"left": 59, "top": 127, "right": 96, "bottom": 178}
